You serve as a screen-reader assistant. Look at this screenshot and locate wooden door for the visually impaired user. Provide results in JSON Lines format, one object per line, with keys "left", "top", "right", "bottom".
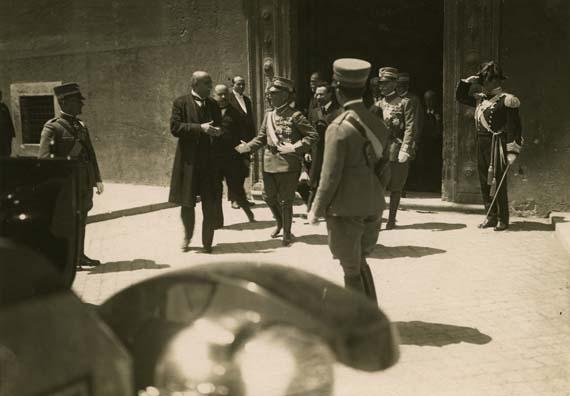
{"left": 244, "top": 0, "right": 297, "bottom": 186}
{"left": 442, "top": 0, "right": 500, "bottom": 203}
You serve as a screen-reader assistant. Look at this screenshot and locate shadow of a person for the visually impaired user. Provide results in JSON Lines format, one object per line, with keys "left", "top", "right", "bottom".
{"left": 394, "top": 222, "right": 467, "bottom": 232}
{"left": 88, "top": 259, "right": 170, "bottom": 274}
{"left": 394, "top": 321, "right": 492, "bottom": 347}
{"left": 507, "top": 221, "right": 554, "bottom": 232}
{"left": 223, "top": 220, "right": 274, "bottom": 231}
{"left": 369, "top": 244, "right": 446, "bottom": 259}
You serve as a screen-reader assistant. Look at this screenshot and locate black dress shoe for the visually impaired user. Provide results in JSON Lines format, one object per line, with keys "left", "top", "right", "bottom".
{"left": 80, "top": 255, "right": 101, "bottom": 267}
{"left": 247, "top": 200, "right": 256, "bottom": 207}
{"left": 494, "top": 221, "right": 509, "bottom": 231}
{"left": 270, "top": 227, "right": 282, "bottom": 238}
{"left": 201, "top": 246, "right": 213, "bottom": 254}
{"left": 181, "top": 238, "right": 190, "bottom": 252}
{"left": 479, "top": 218, "right": 498, "bottom": 229}
{"left": 385, "top": 221, "right": 396, "bottom": 230}
{"left": 231, "top": 201, "right": 240, "bottom": 209}
{"left": 282, "top": 233, "right": 295, "bottom": 246}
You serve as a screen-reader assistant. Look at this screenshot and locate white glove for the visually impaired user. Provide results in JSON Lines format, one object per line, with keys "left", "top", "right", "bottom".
{"left": 398, "top": 151, "right": 410, "bottom": 163}
{"left": 307, "top": 210, "right": 319, "bottom": 225}
{"left": 507, "top": 153, "right": 517, "bottom": 165}
{"left": 235, "top": 141, "right": 250, "bottom": 154}
{"left": 464, "top": 75, "right": 480, "bottom": 83}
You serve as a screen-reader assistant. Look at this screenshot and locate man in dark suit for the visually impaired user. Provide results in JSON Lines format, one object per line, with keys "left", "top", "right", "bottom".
{"left": 236, "top": 77, "right": 318, "bottom": 246}
{"left": 306, "top": 83, "right": 343, "bottom": 209}
{"left": 38, "top": 83, "right": 103, "bottom": 267}
{"left": 213, "top": 83, "right": 255, "bottom": 222}
{"left": 309, "top": 59, "right": 390, "bottom": 301}
{"left": 0, "top": 90, "right": 15, "bottom": 157}
{"left": 168, "top": 71, "right": 224, "bottom": 253}
{"left": 228, "top": 76, "right": 256, "bottom": 209}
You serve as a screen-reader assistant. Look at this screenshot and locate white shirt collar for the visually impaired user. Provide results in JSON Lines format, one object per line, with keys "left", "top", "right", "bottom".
{"left": 323, "top": 101, "right": 332, "bottom": 111}
{"left": 191, "top": 90, "right": 205, "bottom": 100}
{"left": 233, "top": 89, "right": 244, "bottom": 98}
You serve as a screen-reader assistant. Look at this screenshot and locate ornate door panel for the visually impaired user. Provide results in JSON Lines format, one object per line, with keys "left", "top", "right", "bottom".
{"left": 442, "top": 0, "right": 500, "bottom": 203}
{"left": 244, "top": 0, "right": 296, "bottom": 186}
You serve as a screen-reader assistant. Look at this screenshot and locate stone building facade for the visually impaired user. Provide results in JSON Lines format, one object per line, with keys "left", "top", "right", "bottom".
{"left": 0, "top": 0, "right": 568, "bottom": 215}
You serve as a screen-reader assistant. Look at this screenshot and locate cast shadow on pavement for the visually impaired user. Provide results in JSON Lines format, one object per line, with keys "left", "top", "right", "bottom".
{"left": 369, "top": 244, "right": 446, "bottom": 259}
{"left": 87, "top": 259, "right": 170, "bottom": 274}
{"left": 394, "top": 321, "right": 492, "bottom": 347}
{"left": 507, "top": 221, "right": 553, "bottom": 232}
{"left": 294, "top": 235, "right": 446, "bottom": 259}
{"left": 210, "top": 239, "right": 283, "bottom": 254}
{"left": 394, "top": 222, "right": 467, "bottom": 231}
{"left": 223, "top": 220, "right": 274, "bottom": 231}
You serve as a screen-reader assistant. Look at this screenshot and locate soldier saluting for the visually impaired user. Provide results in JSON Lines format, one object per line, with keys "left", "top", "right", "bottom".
{"left": 38, "top": 83, "right": 103, "bottom": 267}
{"left": 456, "top": 61, "right": 523, "bottom": 231}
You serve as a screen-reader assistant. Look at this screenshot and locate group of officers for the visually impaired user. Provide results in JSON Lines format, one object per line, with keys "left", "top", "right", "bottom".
{"left": 34, "top": 57, "right": 522, "bottom": 299}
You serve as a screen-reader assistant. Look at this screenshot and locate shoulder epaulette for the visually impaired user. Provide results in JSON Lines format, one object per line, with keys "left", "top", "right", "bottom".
{"left": 503, "top": 93, "right": 520, "bottom": 108}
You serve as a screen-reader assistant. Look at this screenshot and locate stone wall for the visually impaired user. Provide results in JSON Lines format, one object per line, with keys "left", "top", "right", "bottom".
{"left": 501, "top": 0, "right": 570, "bottom": 215}
{"left": 0, "top": 0, "right": 249, "bottom": 185}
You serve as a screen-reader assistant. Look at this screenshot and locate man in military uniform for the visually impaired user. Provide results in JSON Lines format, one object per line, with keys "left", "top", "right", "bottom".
{"left": 168, "top": 71, "right": 224, "bottom": 253}
{"left": 309, "top": 58, "right": 390, "bottom": 300}
{"left": 397, "top": 72, "right": 424, "bottom": 193}
{"left": 38, "top": 83, "right": 103, "bottom": 267}
{"left": 371, "top": 67, "right": 418, "bottom": 229}
{"left": 236, "top": 77, "right": 318, "bottom": 246}
{"left": 456, "top": 61, "right": 522, "bottom": 231}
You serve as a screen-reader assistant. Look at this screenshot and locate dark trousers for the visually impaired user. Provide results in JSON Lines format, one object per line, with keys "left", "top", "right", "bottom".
{"left": 262, "top": 171, "right": 300, "bottom": 207}
{"left": 219, "top": 158, "right": 250, "bottom": 207}
{"left": 263, "top": 171, "right": 300, "bottom": 236}
{"left": 477, "top": 134, "right": 509, "bottom": 223}
{"left": 181, "top": 199, "right": 223, "bottom": 248}
{"left": 326, "top": 214, "right": 381, "bottom": 276}
{"left": 78, "top": 188, "right": 94, "bottom": 258}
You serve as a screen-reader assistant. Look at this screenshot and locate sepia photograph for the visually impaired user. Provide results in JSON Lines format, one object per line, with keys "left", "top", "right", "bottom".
{"left": 0, "top": 0, "right": 569, "bottom": 395}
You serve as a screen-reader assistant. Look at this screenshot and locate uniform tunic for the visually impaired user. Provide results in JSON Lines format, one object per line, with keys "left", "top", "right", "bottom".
{"left": 371, "top": 92, "right": 417, "bottom": 192}
{"left": 246, "top": 104, "right": 317, "bottom": 206}
{"left": 312, "top": 101, "right": 389, "bottom": 275}
{"left": 38, "top": 112, "right": 102, "bottom": 252}
{"left": 456, "top": 80, "right": 523, "bottom": 222}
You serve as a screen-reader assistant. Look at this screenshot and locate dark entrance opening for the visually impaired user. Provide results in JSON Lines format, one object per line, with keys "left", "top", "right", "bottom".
{"left": 295, "top": 0, "right": 444, "bottom": 193}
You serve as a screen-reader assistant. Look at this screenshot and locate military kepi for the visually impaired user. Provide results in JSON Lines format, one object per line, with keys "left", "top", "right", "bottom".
{"left": 397, "top": 72, "right": 410, "bottom": 82}
{"left": 53, "top": 82, "right": 85, "bottom": 100}
{"left": 333, "top": 58, "right": 371, "bottom": 88}
{"left": 270, "top": 76, "right": 295, "bottom": 92}
{"left": 378, "top": 67, "right": 399, "bottom": 81}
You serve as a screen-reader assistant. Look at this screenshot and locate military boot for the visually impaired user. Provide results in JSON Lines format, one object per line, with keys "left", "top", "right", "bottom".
{"left": 360, "top": 261, "right": 377, "bottom": 302}
{"left": 344, "top": 274, "right": 365, "bottom": 294}
{"left": 267, "top": 203, "right": 283, "bottom": 238}
{"left": 281, "top": 204, "right": 295, "bottom": 246}
{"left": 386, "top": 192, "right": 401, "bottom": 230}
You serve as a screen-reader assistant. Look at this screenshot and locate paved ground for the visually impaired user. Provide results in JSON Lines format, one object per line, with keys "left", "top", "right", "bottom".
{"left": 74, "top": 201, "right": 570, "bottom": 396}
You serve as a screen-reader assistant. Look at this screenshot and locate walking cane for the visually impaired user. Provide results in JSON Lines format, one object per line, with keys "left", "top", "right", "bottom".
{"left": 483, "top": 163, "right": 512, "bottom": 221}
